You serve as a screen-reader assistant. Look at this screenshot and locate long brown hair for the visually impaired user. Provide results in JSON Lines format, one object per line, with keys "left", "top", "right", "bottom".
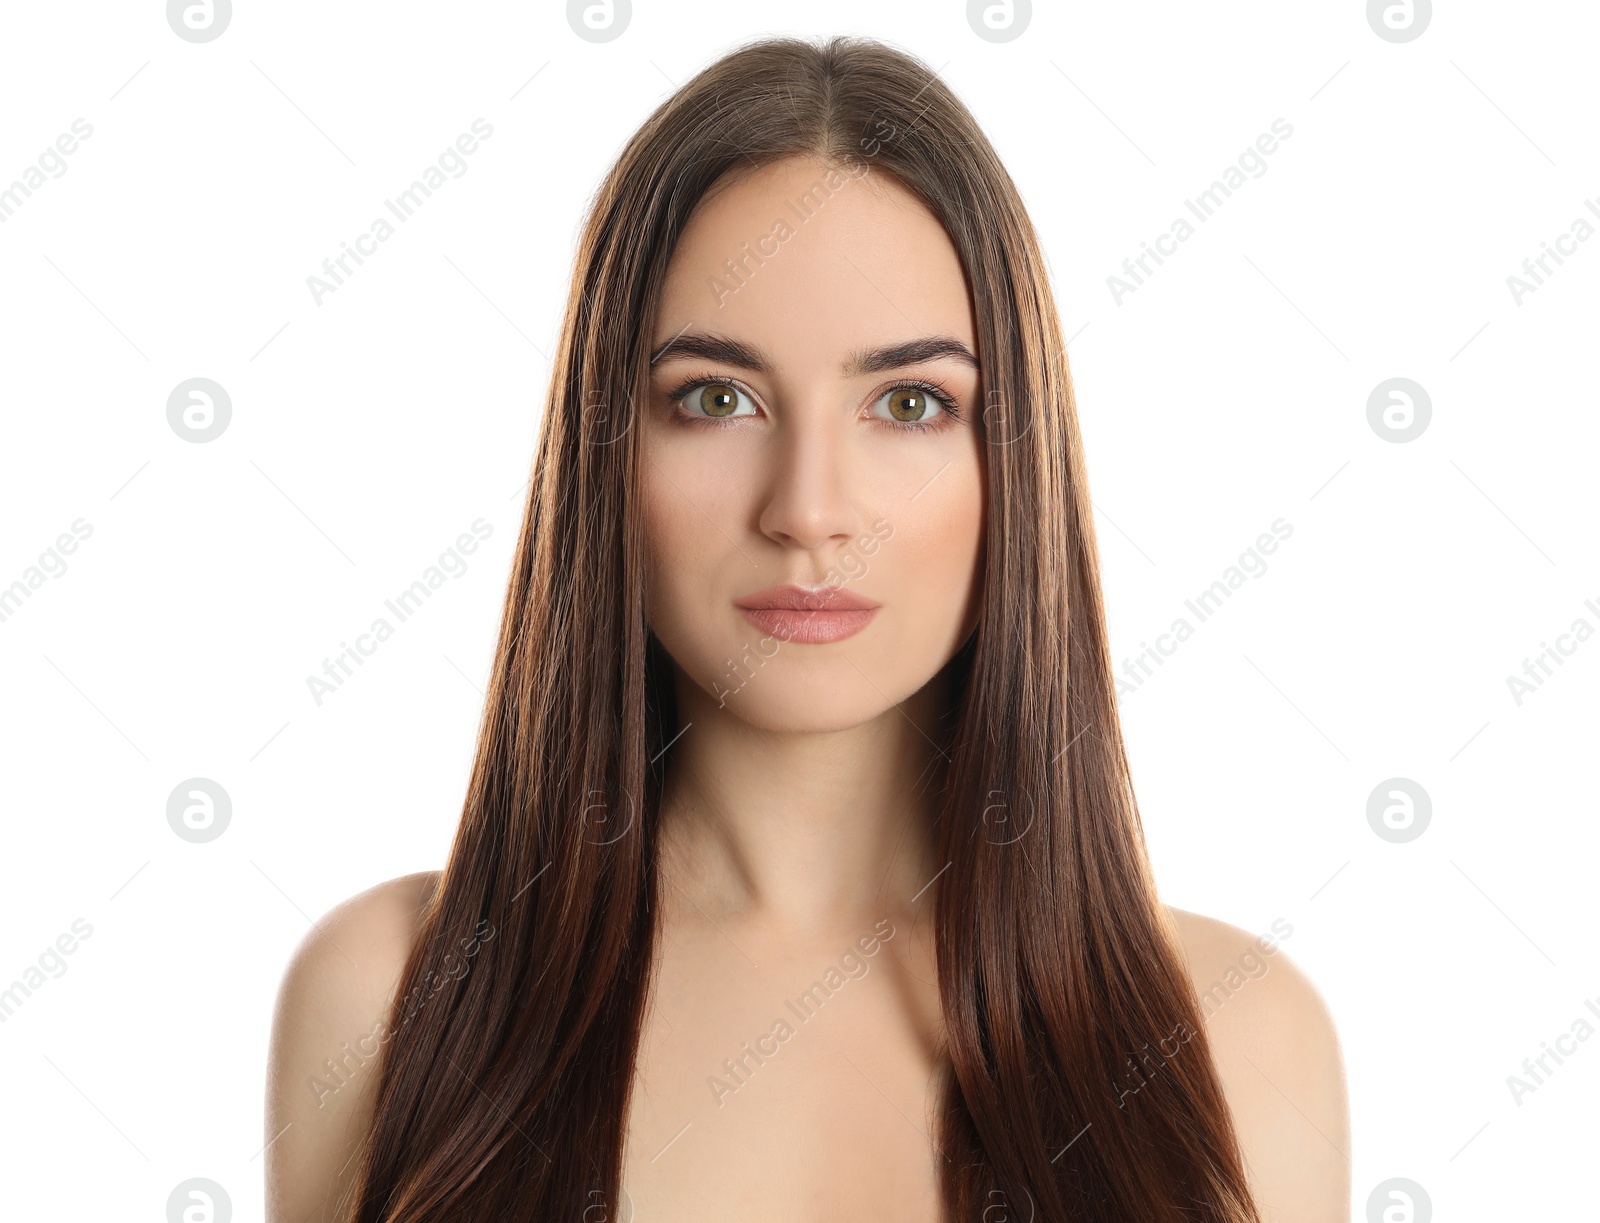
{"left": 347, "top": 35, "right": 1260, "bottom": 1223}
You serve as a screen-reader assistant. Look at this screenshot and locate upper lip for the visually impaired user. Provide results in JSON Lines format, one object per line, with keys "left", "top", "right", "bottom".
{"left": 733, "top": 583, "right": 881, "bottom": 611}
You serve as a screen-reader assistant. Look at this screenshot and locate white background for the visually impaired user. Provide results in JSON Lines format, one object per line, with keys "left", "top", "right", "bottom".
{"left": 0, "top": 1, "right": 1594, "bottom": 1219}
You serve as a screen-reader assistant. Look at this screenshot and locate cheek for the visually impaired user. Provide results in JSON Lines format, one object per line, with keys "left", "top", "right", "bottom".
{"left": 879, "top": 458, "right": 984, "bottom": 634}
{"left": 642, "top": 467, "right": 699, "bottom": 609}
{"left": 641, "top": 442, "right": 749, "bottom": 619}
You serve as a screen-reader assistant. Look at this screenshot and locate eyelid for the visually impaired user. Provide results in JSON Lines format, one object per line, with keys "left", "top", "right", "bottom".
{"left": 661, "top": 370, "right": 963, "bottom": 427}
{"left": 868, "top": 378, "right": 963, "bottom": 424}
{"left": 665, "top": 374, "right": 763, "bottom": 418}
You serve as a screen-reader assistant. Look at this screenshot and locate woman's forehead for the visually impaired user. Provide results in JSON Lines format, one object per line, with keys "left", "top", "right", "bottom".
{"left": 653, "top": 154, "right": 976, "bottom": 371}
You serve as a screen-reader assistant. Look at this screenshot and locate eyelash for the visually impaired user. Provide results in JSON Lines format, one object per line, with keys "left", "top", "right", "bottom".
{"left": 662, "top": 373, "right": 964, "bottom": 433}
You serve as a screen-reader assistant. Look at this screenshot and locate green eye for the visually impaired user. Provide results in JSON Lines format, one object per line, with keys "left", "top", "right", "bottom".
{"left": 698, "top": 384, "right": 741, "bottom": 416}
{"left": 885, "top": 388, "right": 930, "bottom": 421}
{"left": 873, "top": 385, "right": 954, "bottom": 426}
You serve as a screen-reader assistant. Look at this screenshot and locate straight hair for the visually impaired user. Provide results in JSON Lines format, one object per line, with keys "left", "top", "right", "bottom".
{"left": 346, "top": 34, "right": 1261, "bottom": 1222}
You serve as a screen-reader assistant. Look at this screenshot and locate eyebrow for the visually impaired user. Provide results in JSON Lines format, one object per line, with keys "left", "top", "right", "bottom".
{"left": 649, "top": 331, "right": 979, "bottom": 375}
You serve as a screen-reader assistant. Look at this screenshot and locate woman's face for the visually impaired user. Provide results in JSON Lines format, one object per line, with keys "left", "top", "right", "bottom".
{"left": 640, "top": 154, "right": 986, "bottom": 733}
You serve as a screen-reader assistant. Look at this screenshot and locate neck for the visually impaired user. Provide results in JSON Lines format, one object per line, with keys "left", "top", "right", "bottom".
{"left": 655, "top": 664, "right": 952, "bottom": 938}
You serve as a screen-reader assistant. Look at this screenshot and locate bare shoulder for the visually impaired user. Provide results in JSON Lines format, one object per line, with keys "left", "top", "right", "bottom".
{"left": 264, "top": 870, "right": 441, "bottom": 1223}
{"left": 1162, "top": 905, "right": 1351, "bottom": 1223}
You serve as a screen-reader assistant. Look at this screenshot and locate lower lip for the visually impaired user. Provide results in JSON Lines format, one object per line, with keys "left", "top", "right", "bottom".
{"left": 736, "top": 606, "right": 878, "bottom": 644}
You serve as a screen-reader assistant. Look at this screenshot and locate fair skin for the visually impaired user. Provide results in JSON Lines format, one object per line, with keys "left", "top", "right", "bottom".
{"left": 265, "top": 156, "right": 1349, "bottom": 1222}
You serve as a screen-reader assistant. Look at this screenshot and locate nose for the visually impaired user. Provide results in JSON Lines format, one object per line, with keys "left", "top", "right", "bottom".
{"left": 756, "top": 405, "right": 863, "bottom": 552}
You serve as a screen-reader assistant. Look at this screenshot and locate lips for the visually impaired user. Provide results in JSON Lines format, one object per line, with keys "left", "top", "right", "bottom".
{"left": 732, "top": 583, "right": 880, "bottom": 644}
{"left": 734, "top": 584, "right": 880, "bottom": 612}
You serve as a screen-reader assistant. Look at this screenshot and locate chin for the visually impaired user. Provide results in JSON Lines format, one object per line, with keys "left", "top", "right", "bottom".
{"left": 697, "top": 658, "right": 904, "bottom": 734}
{"left": 659, "top": 608, "right": 973, "bottom": 734}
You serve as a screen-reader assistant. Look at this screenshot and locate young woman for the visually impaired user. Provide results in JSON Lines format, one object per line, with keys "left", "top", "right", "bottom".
{"left": 266, "top": 36, "right": 1348, "bottom": 1223}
